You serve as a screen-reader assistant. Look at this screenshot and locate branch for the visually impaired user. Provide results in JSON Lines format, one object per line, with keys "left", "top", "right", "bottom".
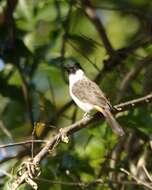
{"left": 114, "top": 93, "right": 152, "bottom": 112}
{"left": 16, "top": 63, "right": 34, "bottom": 127}
{"left": 117, "top": 54, "right": 152, "bottom": 102}
{"left": 11, "top": 93, "right": 152, "bottom": 189}
{"left": 80, "top": 0, "right": 114, "bottom": 55}
{"left": 0, "top": 148, "right": 30, "bottom": 164}
{"left": 37, "top": 177, "right": 104, "bottom": 188}
{"left": 36, "top": 176, "right": 152, "bottom": 189}
{"left": 60, "top": 0, "right": 73, "bottom": 59}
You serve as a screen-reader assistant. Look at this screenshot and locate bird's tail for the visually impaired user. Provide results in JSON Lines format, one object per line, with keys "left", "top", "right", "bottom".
{"left": 95, "top": 106, "right": 125, "bottom": 136}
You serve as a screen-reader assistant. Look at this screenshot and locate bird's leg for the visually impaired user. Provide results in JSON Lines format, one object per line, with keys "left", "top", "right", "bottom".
{"left": 83, "top": 112, "right": 91, "bottom": 119}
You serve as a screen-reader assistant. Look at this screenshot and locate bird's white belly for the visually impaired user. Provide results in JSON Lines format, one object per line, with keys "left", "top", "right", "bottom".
{"left": 70, "top": 89, "right": 93, "bottom": 112}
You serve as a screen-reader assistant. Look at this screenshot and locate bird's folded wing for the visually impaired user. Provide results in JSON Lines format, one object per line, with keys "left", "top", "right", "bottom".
{"left": 72, "top": 78, "right": 111, "bottom": 109}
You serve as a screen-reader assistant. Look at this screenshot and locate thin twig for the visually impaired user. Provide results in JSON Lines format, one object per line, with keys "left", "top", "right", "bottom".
{"left": 121, "top": 168, "right": 152, "bottom": 190}
{"left": 31, "top": 124, "right": 37, "bottom": 159}
{"left": 80, "top": 0, "right": 114, "bottom": 55}
{"left": 68, "top": 40, "right": 100, "bottom": 71}
{"left": 16, "top": 63, "right": 34, "bottom": 127}
{"left": 115, "top": 93, "right": 152, "bottom": 112}
{"left": 60, "top": 0, "right": 73, "bottom": 84}
{"left": 37, "top": 177, "right": 103, "bottom": 187}
{"left": 37, "top": 176, "right": 152, "bottom": 188}
{"left": 142, "top": 165, "right": 152, "bottom": 182}
{"left": 117, "top": 54, "right": 152, "bottom": 102}
{"left": 0, "top": 121, "right": 13, "bottom": 140}
{"left": 0, "top": 140, "right": 48, "bottom": 149}
{"left": 0, "top": 149, "right": 30, "bottom": 165}
{"left": 0, "top": 168, "right": 12, "bottom": 178}
{"left": 60, "top": 0, "right": 73, "bottom": 59}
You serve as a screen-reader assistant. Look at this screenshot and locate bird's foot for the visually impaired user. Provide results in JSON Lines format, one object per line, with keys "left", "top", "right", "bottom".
{"left": 83, "top": 112, "right": 91, "bottom": 120}
{"left": 59, "top": 128, "right": 69, "bottom": 143}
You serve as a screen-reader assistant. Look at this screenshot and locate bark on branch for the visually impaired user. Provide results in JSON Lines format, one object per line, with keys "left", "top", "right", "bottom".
{"left": 11, "top": 92, "right": 152, "bottom": 190}
{"left": 80, "top": 0, "right": 114, "bottom": 55}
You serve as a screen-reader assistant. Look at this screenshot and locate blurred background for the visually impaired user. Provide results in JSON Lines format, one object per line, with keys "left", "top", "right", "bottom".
{"left": 0, "top": 0, "right": 152, "bottom": 189}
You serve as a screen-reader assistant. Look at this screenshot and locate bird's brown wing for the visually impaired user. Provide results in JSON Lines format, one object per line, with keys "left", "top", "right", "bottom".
{"left": 72, "top": 78, "right": 111, "bottom": 109}
{"left": 72, "top": 78, "right": 124, "bottom": 136}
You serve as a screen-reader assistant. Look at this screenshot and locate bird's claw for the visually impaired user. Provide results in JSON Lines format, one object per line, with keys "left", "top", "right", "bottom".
{"left": 83, "top": 112, "right": 91, "bottom": 119}
{"left": 59, "top": 128, "right": 69, "bottom": 143}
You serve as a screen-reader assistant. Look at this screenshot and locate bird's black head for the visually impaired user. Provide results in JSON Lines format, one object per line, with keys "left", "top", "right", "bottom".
{"left": 66, "top": 63, "right": 82, "bottom": 74}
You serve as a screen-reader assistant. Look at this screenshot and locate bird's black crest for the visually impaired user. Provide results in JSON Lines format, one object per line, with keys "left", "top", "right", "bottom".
{"left": 66, "top": 63, "right": 82, "bottom": 74}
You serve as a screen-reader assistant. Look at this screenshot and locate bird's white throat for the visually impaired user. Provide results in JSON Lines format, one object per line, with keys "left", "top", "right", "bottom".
{"left": 69, "top": 69, "right": 93, "bottom": 112}
{"left": 69, "top": 69, "right": 85, "bottom": 86}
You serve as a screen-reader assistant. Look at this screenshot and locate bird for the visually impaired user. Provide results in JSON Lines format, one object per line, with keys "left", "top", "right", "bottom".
{"left": 67, "top": 64, "right": 124, "bottom": 136}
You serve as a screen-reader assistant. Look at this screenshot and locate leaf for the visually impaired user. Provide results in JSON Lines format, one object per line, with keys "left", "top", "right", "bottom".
{"left": 68, "top": 34, "right": 98, "bottom": 54}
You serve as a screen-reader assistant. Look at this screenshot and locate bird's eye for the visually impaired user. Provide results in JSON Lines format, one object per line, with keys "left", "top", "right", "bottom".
{"left": 67, "top": 66, "right": 77, "bottom": 74}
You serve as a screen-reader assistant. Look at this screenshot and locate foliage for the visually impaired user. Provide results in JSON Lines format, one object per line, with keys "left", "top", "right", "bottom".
{"left": 0, "top": 0, "right": 152, "bottom": 189}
